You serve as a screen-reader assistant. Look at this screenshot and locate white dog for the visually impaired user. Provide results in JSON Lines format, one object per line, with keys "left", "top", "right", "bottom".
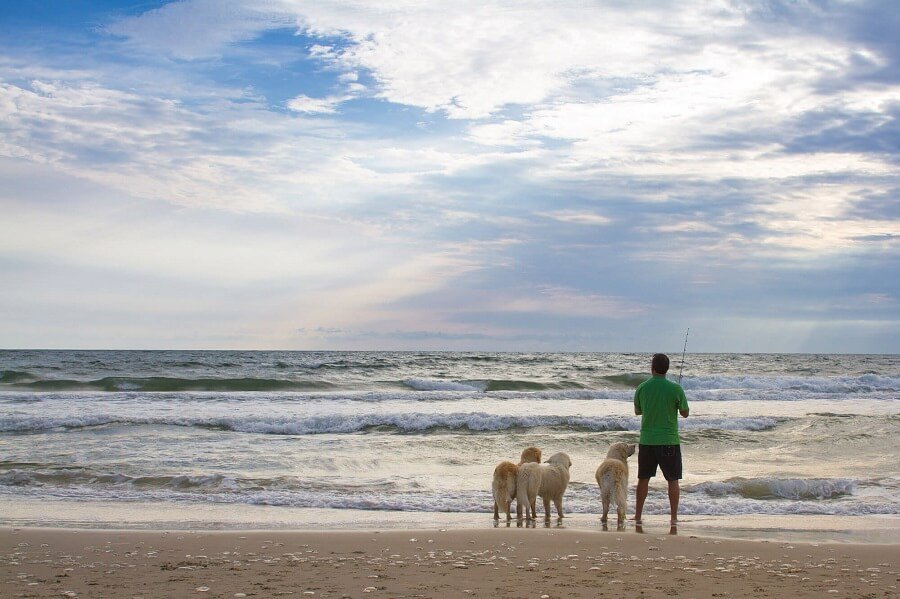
{"left": 536, "top": 452, "right": 572, "bottom": 519}
{"left": 516, "top": 461, "right": 542, "bottom": 520}
{"left": 595, "top": 442, "right": 636, "bottom": 523}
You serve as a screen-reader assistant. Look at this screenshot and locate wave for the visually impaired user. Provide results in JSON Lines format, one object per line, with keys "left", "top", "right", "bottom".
{"left": 402, "top": 378, "right": 484, "bottom": 392}
{"left": 0, "top": 413, "right": 779, "bottom": 435}
{"left": 2, "top": 471, "right": 895, "bottom": 516}
{"left": 0, "top": 466, "right": 407, "bottom": 494}
{"left": 398, "top": 373, "right": 900, "bottom": 395}
{"left": 685, "top": 477, "right": 856, "bottom": 500}
{"left": 0, "top": 468, "right": 241, "bottom": 491}
{"left": 600, "top": 373, "right": 650, "bottom": 388}
{"left": 483, "top": 379, "right": 585, "bottom": 392}
{"left": 0, "top": 375, "right": 337, "bottom": 392}
{"left": 0, "top": 370, "right": 35, "bottom": 384}
{"left": 4, "top": 366, "right": 898, "bottom": 399}
{"left": 681, "top": 374, "right": 900, "bottom": 394}
{"left": 401, "top": 378, "right": 585, "bottom": 392}
{"left": 306, "top": 359, "right": 396, "bottom": 370}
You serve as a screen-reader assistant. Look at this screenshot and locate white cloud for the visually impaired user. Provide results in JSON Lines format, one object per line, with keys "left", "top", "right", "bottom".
{"left": 500, "top": 285, "right": 645, "bottom": 318}
{"left": 538, "top": 210, "right": 611, "bottom": 226}
{"left": 105, "top": 0, "right": 293, "bottom": 59}
{"left": 655, "top": 221, "right": 718, "bottom": 234}
{"left": 286, "top": 94, "right": 348, "bottom": 114}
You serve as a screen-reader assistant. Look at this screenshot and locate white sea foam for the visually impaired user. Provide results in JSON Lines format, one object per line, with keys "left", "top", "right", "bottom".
{"left": 680, "top": 374, "right": 900, "bottom": 394}
{"left": 1, "top": 473, "right": 895, "bottom": 516}
{"left": 0, "top": 412, "right": 779, "bottom": 434}
{"left": 402, "top": 378, "right": 485, "bottom": 392}
{"left": 685, "top": 477, "right": 856, "bottom": 500}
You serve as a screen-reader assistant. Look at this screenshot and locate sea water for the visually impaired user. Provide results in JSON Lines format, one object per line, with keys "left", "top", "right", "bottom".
{"left": 0, "top": 350, "right": 897, "bottom": 529}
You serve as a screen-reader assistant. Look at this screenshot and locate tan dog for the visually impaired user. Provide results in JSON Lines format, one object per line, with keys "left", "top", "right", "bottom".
{"left": 516, "top": 461, "right": 542, "bottom": 520}
{"left": 595, "top": 442, "right": 636, "bottom": 523}
{"left": 519, "top": 446, "right": 541, "bottom": 464}
{"left": 492, "top": 461, "right": 519, "bottom": 520}
{"left": 537, "top": 452, "right": 572, "bottom": 519}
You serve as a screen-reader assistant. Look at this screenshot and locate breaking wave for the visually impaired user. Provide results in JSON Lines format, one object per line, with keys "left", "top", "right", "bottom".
{"left": 686, "top": 477, "right": 856, "bottom": 500}
{"left": 0, "top": 373, "right": 337, "bottom": 392}
{"left": 0, "top": 413, "right": 779, "bottom": 435}
{"left": 401, "top": 378, "right": 585, "bottom": 392}
{"left": 1, "top": 468, "right": 893, "bottom": 516}
{"left": 681, "top": 374, "right": 900, "bottom": 394}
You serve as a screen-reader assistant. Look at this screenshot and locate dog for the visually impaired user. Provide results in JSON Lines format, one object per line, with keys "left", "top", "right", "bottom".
{"left": 519, "top": 446, "right": 541, "bottom": 465}
{"left": 492, "top": 461, "right": 519, "bottom": 520}
{"left": 595, "top": 442, "right": 636, "bottom": 523}
{"left": 493, "top": 446, "right": 543, "bottom": 520}
{"left": 510, "top": 446, "right": 543, "bottom": 520}
{"left": 516, "top": 461, "right": 542, "bottom": 520}
{"left": 535, "top": 452, "right": 572, "bottom": 520}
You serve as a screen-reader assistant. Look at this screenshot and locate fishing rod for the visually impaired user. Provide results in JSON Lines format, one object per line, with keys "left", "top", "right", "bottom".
{"left": 677, "top": 328, "right": 690, "bottom": 384}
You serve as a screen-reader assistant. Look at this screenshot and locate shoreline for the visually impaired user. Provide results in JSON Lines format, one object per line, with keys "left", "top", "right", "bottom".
{"left": 2, "top": 526, "right": 897, "bottom": 598}
{"left": 3, "top": 498, "right": 899, "bottom": 544}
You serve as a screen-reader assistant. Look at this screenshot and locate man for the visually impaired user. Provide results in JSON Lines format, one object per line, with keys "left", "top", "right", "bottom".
{"left": 633, "top": 353, "right": 689, "bottom": 526}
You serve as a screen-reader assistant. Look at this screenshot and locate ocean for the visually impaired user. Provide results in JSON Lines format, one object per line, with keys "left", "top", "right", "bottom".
{"left": 1, "top": 350, "right": 898, "bottom": 531}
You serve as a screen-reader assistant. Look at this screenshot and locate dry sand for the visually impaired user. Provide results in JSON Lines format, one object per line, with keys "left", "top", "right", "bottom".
{"left": 1, "top": 525, "right": 897, "bottom": 598}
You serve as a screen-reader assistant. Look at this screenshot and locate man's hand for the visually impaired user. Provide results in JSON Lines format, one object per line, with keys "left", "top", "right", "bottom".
{"left": 679, "top": 409, "right": 689, "bottom": 418}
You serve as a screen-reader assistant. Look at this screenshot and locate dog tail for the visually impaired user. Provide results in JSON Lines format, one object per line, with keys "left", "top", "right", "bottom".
{"left": 516, "top": 469, "right": 531, "bottom": 507}
{"left": 599, "top": 471, "right": 615, "bottom": 503}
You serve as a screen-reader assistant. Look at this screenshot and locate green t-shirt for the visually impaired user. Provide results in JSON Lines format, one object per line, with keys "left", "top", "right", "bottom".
{"left": 634, "top": 375, "right": 689, "bottom": 445}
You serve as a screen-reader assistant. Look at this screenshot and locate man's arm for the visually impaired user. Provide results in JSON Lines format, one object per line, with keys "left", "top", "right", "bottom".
{"left": 679, "top": 408, "right": 689, "bottom": 418}
{"left": 634, "top": 388, "right": 642, "bottom": 415}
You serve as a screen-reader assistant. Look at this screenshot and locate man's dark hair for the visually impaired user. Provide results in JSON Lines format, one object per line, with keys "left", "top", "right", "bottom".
{"left": 652, "top": 353, "right": 670, "bottom": 374}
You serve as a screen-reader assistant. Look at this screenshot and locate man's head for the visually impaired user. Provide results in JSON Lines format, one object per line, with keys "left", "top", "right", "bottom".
{"left": 651, "top": 353, "right": 670, "bottom": 375}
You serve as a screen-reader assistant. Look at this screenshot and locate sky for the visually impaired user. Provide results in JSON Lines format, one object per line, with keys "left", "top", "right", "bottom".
{"left": 0, "top": 0, "right": 898, "bottom": 353}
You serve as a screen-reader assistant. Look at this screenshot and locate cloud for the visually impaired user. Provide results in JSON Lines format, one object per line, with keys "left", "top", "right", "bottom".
{"left": 1, "top": 0, "right": 898, "bottom": 351}
{"left": 105, "top": 0, "right": 293, "bottom": 59}
{"left": 286, "top": 93, "right": 349, "bottom": 114}
{"left": 538, "top": 210, "right": 611, "bottom": 226}
{"left": 503, "top": 286, "right": 645, "bottom": 318}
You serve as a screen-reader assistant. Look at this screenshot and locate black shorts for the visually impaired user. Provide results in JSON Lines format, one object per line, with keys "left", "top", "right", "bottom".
{"left": 637, "top": 444, "right": 682, "bottom": 481}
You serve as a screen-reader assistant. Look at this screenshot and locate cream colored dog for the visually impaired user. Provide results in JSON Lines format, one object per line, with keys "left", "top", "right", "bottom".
{"left": 516, "top": 461, "right": 542, "bottom": 520}
{"left": 493, "top": 447, "right": 542, "bottom": 520}
{"left": 532, "top": 452, "right": 572, "bottom": 520}
{"left": 595, "top": 442, "right": 636, "bottom": 523}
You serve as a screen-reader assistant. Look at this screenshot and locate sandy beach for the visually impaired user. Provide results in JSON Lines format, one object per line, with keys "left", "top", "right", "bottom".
{"left": 2, "top": 525, "right": 897, "bottom": 598}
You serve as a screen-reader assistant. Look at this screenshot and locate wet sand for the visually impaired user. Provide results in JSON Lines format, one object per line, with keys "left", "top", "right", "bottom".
{"left": 2, "top": 525, "right": 897, "bottom": 598}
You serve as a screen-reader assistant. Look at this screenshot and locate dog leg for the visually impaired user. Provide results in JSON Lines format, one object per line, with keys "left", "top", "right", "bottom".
{"left": 493, "top": 501, "right": 499, "bottom": 520}
{"left": 601, "top": 493, "right": 610, "bottom": 523}
{"left": 554, "top": 497, "right": 564, "bottom": 519}
{"left": 543, "top": 497, "right": 552, "bottom": 520}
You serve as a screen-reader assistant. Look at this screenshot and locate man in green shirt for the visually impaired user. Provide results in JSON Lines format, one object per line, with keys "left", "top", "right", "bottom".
{"left": 633, "top": 353, "right": 689, "bottom": 525}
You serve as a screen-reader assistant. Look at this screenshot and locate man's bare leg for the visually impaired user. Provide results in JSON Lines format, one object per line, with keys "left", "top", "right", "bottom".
{"left": 667, "top": 479, "right": 680, "bottom": 525}
{"left": 634, "top": 478, "right": 649, "bottom": 523}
